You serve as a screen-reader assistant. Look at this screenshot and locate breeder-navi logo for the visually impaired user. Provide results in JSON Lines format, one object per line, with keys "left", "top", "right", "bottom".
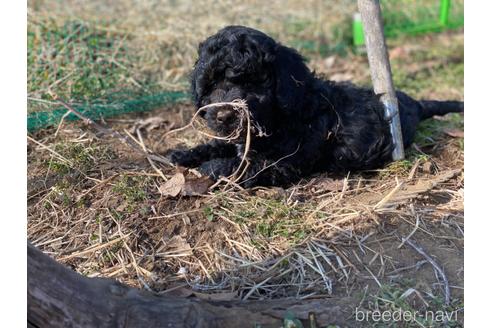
{"left": 355, "top": 307, "right": 459, "bottom": 324}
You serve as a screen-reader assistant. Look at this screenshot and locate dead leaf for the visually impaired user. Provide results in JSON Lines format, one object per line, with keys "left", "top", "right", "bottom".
{"left": 389, "top": 46, "right": 408, "bottom": 60}
{"left": 194, "top": 199, "right": 203, "bottom": 208}
{"left": 374, "top": 169, "right": 461, "bottom": 210}
{"left": 422, "top": 161, "right": 433, "bottom": 174}
{"left": 329, "top": 73, "right": 353, "bottom": 82}
{"left": 159, "top": 173, "right": 185, "bottom": 197}
{"left": 444, "top": 129, "right": 464, "bottom": 138}
{"left": 316, "top": 178, "right": 345, "bottom": 192}
{"left": 131, "top": 116, "right": 169, "bottom": 134}
{"left": 254, "top": 187, "right": 287, "bottom": 199}
{"left": 323, "top": 56, "right": 336, "bottom": 69}
{"left": 164, "top": 236, "right": 192, "bottom": 253}
{"left": 182, "top": 215, "right": 191, "bottom": 225}
{"left": 182, "top": 176, "right": 214, "bottom": 196}
{"left": 458, "top": 188, "right": 464, "bottom": 198}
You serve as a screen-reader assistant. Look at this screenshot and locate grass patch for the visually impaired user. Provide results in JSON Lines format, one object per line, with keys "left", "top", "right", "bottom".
{"left": 361, "top": 282, "right": 463, "bottom": 327}
{"left": 393, "top": 62, "right": 464, "bottom": 100}
{"left": 27, "top": 18, "right": 165, "bottom": 116}
{"left": 203, "top": 206, "right": 215, "bottom": 222}
{"left": 45, "top": 141, "right": 115, "bottom": 174}
{"left": 112, "top": 175, "right": 149, "bottom": 204}
{"left": 227, "top": 197, "right": 310, "bottom": 246}
{"left": 391, "top": 33, "right": 464, "bottom": 100}
{"left": 380, "top": 160, "right": 415, "bottom": 178}
{"left": 414, "top": 113, "right": 463, "bottom": 147}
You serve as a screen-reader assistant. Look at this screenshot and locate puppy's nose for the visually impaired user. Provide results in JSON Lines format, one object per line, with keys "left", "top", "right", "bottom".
{"left": 216, "top": 109, "right": 234, "bottom": 123}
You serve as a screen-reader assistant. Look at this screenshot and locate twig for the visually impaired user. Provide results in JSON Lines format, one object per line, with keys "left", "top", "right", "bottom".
{"left": 27, "top": 135, "right": 74, "bottom": 166}
{"left": 75, "top": 174, "right": 119, "bottom": 201}
{"left": 162, "top": 100, "right": 247, "bottom": 141}
{"left": 163, "top": 99, "right": 253, "bottom": 188}
{"left": 307, "top": 242, "right": 332, "bottom": 294}
{"left": 239, "top": 143, "right": 301, "bottom": 186}
{"left": 398, "top": 208, "right": 420, "bottom": 248}
{"left": 402, "top": 238, "right": 450, "bottom": 305}
{"left": 54, "top": 110, "right": 72, "bottom": 138}
{"left": 364, "top": 266, "right": 382, "bottom": 288}
{"left": 133, "top": 128, "right": 168, "bottom": 181}
{"left": 59, "top": 234, "right": 130, "bottom": 261}
{"left": 55, "top": 97, "right": 173, "bottom": 166}
{"left": 387, "top": 260, "right": 428, "bottom": 275}
{"left": 373, "top": 177, "right": 404, "bottom": 210}
{"left": 242, "top": 276, "right": 273, "bottom": 300}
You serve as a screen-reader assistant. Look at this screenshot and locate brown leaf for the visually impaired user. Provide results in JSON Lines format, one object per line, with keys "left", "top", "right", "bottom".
{"left": 389, "top": 46, "right": 408, "bottom": 60}
{"left": 131, "top": 116, "right": 169, "bottom": 134}
{"left": 254, "top": 187, "right": 287, "bottom": 199}
{"left": 444, "top": 129, "right": 464, "bottom": 138}
{"left": 323, "top": 56, "right": 336, "bottom": 69}
{"left": 181, "top": 176, "right": 214, "bottom": 196}
{"left": 329, "top": 73, "right": 353, "bottom": 82}
{"left": 317, "top": 178, "right": 345, "bottom": 192}
{"left": 422, "top": 161, "right": 433, "bottom": 174}
{"left": 182, "top": 215, "right": 191, "bottom": 225}
{"left": 164, "top": 236, "right": 192, "bottom": 254}
{"left": 159, "top": 173, "right": 185, "bottom": 197}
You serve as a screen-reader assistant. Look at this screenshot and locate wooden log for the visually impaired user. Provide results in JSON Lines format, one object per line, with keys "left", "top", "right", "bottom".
{"left": 27, "top": 243, "right": 346, "bottom": 327}
{"left": 357, "top": 0, "right": 405, "bottom": 160}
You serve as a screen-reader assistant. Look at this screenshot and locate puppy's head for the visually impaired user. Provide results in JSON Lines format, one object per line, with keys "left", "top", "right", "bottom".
{"left": 191, "top": 25, "right": 312, "bottom": 141}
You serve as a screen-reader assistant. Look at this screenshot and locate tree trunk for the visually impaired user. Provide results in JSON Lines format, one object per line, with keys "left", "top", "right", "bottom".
{"left": 27, "top": 243, "right": 346, "bottom": 327}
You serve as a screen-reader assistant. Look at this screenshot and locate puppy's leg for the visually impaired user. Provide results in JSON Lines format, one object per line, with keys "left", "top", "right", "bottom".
{"left": 238, "top": 155, "right": 301, "bottom": 188}
{"left": 166, "top": 140, "right": 237, "bottom": 167}
{"left": 197, "top": 157, "right": 240, "bottom": 180}
{"left": 197, "top": 156, "right": 300, "bottom": 186}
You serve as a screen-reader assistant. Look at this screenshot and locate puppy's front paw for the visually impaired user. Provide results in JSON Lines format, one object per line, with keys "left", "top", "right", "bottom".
{"left": 198, "top": 158, "right": 239, "bottom": 181}
{"left": 165, "top": 149, "right": 197, "bottom": 167}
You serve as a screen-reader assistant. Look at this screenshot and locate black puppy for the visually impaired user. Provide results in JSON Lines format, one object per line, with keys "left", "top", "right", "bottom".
{"left": 167, "top": 25, "right": 463, "bottom": 187}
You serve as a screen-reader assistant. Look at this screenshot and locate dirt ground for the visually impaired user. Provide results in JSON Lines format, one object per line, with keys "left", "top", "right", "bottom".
{"left": 27, "top": 116, "right": 464, "bottom": 326}
{"left": 27, "top": 32, "right": 464, "bottom": 327}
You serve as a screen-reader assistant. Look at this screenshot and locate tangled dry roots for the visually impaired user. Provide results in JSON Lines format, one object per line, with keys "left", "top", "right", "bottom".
{"left": 163, "top": 99, "right": 254, "bottom": 187}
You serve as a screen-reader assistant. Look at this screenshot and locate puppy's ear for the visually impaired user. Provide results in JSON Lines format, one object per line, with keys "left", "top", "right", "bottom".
{"left": 190, "top": 63, "right": 200, "bottom": 107}
{"left": 190, "top": 41, "right": 208, "bottom": 108}
{"left": 273, "top": 45, "right": 311, "bottom": 115}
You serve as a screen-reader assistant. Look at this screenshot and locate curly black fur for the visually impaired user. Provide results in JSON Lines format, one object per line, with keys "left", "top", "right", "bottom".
{"left": 167, "top": 25, "right": 463, "bottom": 187}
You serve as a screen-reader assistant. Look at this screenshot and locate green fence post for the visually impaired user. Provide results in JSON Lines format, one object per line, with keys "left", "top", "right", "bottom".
{"left": 440, "top": 0, "right": 451, "bottom": 26}
{"left": 353, "top": 13, "right": 365, "bottom": 46}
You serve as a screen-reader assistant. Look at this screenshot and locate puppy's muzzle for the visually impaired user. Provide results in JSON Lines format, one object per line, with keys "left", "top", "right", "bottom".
{"left": 215, "top": 108, "right": 235, "bottom": 124}
{"left": 203, "top": 104, "right": 237, "bottom": 125}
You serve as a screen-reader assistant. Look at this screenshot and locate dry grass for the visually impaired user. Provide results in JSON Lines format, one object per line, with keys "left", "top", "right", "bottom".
{"left": 27, "top": 0, "right": 355, "bottom": 102}
{"left": 28, "top": 0, "right": 463, "bottom": 107}
{"left": 27, "top": 1, "right": 464, "bottom": 325}
{"left": 27, "top": 93, "right": 464, "bottom": 326}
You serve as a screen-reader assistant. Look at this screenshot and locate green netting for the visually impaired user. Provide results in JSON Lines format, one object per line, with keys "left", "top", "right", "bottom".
{"left": 27, "top": 91, "right": 188, "bottom": 132}
{"left": 27, "top": 17, "right": 190, "bottom": 132}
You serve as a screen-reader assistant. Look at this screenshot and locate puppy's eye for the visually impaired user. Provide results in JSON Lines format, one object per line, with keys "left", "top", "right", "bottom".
{"left": 257, "top": 73, "right": 268, "bottom": 82}
{"left": 208, "top": 81, "right": 219, "bottom": 91}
